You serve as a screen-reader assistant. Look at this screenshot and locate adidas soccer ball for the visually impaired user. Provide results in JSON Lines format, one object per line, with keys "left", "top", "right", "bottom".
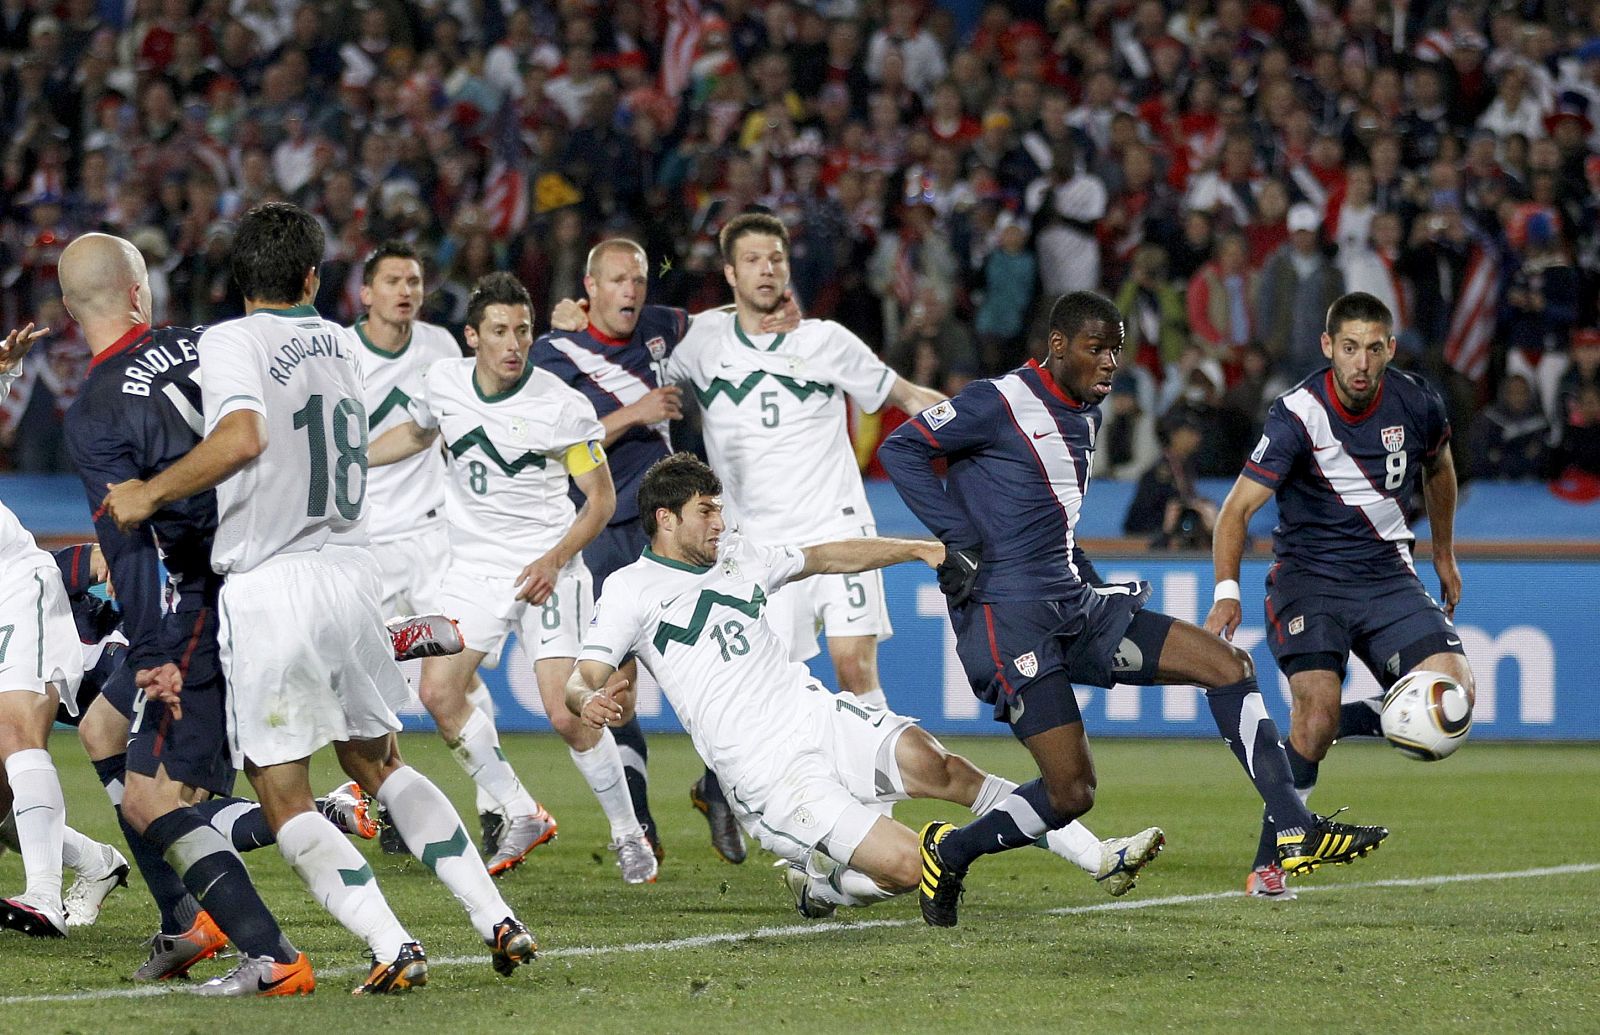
{"left": 1380, "top": 669, "right": 1472, "bottom": 761}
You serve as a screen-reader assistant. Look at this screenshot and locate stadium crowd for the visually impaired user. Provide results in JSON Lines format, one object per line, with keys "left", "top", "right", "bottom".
{"left": 1, "top": 0, "right": 1598, "bottom": 495}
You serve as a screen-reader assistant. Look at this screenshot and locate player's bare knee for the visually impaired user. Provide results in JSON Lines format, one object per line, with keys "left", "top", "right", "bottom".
{"left": 1046, "top": 776, "right": 1095, "bottom": 820}
{"left": 1217, "top": 641, "right": 1254, "bottom": 684}
{"left": 416, "top": 680, "right": 458, "bottom": 723}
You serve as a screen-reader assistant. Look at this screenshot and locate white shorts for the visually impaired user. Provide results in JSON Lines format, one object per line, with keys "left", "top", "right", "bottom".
{"left": 218, "top": 544, "right": 409, "bottom": 768}
{"left": 0, "top": 561, "right": 84, "bottom": 714}
{"left": 371, "top": 525, "right": 448, "bottom": 617}
{"left": 766, "top": 568, "right": 894, "bottom": 664}
{"left": 726, "top": 689, "right": 915, "bottom": 867}
{"left": 436, "top": 559, "right": 592, "bottom": 667}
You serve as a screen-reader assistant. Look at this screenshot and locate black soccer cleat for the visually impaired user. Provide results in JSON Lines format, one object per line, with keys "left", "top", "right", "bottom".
{"left": 487, "top": 916, "right": 538, "bottom": 976}
{"left": 353, "top": 941, "right": 428, "bottom": 995}
{"left": 479, "top": 810, "right": 505, "bottom": 858}
{"left": 690, "top": 774, "right": 746, "bottom": 864}
{"left": 1276, "top": 810, "right": 1389, "bottom": 875}
{"left": 917, "top": 821, "right": 966, "bottom": 928}
{"left": 376, "top": 805, "right": 409, "bottom": 855}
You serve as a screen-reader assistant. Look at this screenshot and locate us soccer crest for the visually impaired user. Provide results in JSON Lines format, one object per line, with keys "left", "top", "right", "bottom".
{"left": 1289, "top": 616, "right": 1305, "bottom": 636}
{"left": 1014, "top": 651, "right": 1039, "bottom": 678}
{"left": 645, "top": 336, "right": 667, "bottom": 361}
{"left": 508, "top": 417, "right": 530, "bottom": 443}
{"left": 1381, "top": 425, "right": 1405, "bottom": 453}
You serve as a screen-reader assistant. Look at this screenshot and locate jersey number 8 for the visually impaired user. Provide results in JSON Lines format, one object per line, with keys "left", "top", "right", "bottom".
{"left": 1384, "top": 451, "right": 1406, "bottom": 490}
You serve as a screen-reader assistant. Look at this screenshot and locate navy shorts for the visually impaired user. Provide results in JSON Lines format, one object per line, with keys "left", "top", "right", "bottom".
{"left": 585, "top": 518, "right": 649, "bottom": 592}
{"left": 54, "top": 639, "right": 127, "bottom": 727}
{"left": 951, "top": 582, "right": 1175, "bottom": 740}
{"left": 1264, "top": 564, "right": 1464, "bottom": 689}
{"left": 120, "top": 609, "right": 237, "bottom": 798}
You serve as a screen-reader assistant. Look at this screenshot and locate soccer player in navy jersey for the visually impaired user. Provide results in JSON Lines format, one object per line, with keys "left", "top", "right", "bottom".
{"left": 1204, "top": 291, "right": 1477, "bottom": 900}
{"left": 879, "top": 291, "right": 1390, "bottom": 927}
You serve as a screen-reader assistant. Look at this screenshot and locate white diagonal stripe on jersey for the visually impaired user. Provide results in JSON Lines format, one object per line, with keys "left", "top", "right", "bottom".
{"left": 994, "top": 374, "right": 1085, "bottom": 578}
{"left": 1282, "top": 388, "right": 1415, "bottom": 558}
{"left": 548, "top": 336, "right": 670, "bottom": 448}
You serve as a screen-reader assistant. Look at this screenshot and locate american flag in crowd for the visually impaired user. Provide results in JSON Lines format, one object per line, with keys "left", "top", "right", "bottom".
{"left": 481, "top": 99, "right": 528, "bottom": 239}
{"left": 1443, "top": 241, "right": 1501, "bottom": 385}
{"left": 661, "top": 0, "right": 702, "bottom": 102}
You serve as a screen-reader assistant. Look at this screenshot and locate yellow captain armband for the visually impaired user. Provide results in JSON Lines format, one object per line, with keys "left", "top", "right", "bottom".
{"left": 563, "top": 440, "right": 607, "bottom": 475}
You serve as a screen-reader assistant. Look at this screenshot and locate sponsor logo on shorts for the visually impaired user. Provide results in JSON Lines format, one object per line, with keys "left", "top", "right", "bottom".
{"left": 646, "top": 335, "right": 667, "bottom": 361}
{"left": 1382, "top": 425, "right": 1405, "bottom": 453}
{"left": 1288, "top": 616, "right": 1305, "bottom": 636}
{"left": 923, "top": 400, "right": 956, "bottom": 430}
{"left": 793, "top": 806, "right": 815, "bottom": 828}
{"left": 1251, "top": 434, "right": 1269, "bottom": 463}
{"left": 1014, "top": 651, "right": 1038, "bottom": 678}
{"left": 1112, "top": 638, "right": 1142, "bottom": 673}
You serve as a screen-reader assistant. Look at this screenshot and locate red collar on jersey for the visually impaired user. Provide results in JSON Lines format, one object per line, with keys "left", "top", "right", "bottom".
{"left": 1324, "top": 368, "right": 1384, "bottom": 423}
{"left": 587, "top": 321, "right": 631, "bottom": 347}
{"left": 88, "top": 322, "right": 152, "bottom": 371}
{"left": 1027, "top": 358, "right": 1092, "bottom": 410}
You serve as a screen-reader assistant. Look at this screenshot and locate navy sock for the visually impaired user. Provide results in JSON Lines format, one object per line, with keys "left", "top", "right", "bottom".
{"left": 611, "top": 717, "right": 657, "bottom": 842}
{"left": 1252, "top": 744, "right": 1321, "bottom": 868}
{"left": 1205, "top": 679, "right": 1315, "bottom": 834}
{"left": 92, "top": 754, "right": 198, "bottom": 934}
{"left": 194, "top": 797, "right": 275, "bottom": 851}
{"left": 938, "top": 779, "right": 1067, "bottom": 873}
{"left": 698, "top": 767, "right": 727, "bottom": 806}
{"left": 1339, "top": 699, "right": 1384, "bottom": 738}
{"left": 143, "top": 807, "right": 292, "bottom": 962}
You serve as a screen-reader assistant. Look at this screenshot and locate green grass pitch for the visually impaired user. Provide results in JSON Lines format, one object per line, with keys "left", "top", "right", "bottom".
{"left": 2, "top": 734, "right": 1595, "bottom": 1033}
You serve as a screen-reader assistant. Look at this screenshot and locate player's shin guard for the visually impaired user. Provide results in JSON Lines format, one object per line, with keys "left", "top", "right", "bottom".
{"left": 569, "top": 729, "right": 643, "bottom": 841}
{"left": 197, "top": 797, "right": 275, "bottom": 851}
{"left": 970, "top": 773, "right": 1101, "bottom": 872}
{"left": 377, "top": 765, "right": 508, "bottom": 941}
{"left": 611, "top": 716, "right": 658, "bottom": 843}
{"left": 5, "top": 749, "right": 66, "bottom": 907}
{"left": 276, "top": 810, "right": 410, "bottom": 964}
{"left": 144, "top": 806, "right": 290, "bottom": 961}
{"left": 464, "top": 680, "right": 499, "bottom": 816}
{"left": 938, "top": 779, "right": 1068, "bottom": 873}
{"left": 1205, "top": 680, "right": 1316, "bottom": 835}
{"left": 95, "top": 754, "right": 197, "bottom": 933}
{"left": 451, "top": 708, "right": 538, "bottom": 817}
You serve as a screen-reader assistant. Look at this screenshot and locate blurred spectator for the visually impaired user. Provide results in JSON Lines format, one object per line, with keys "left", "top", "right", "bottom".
{"left": 1557, "top": 329, "right": 1600, "bottom": 435}
{"left": 1116, "top": 244, "right": 1187, "bottom": 376}
{"left": 1186, "top": 231, "right": 1255, "bottom": 364}
{"left": 885, "top": 285, "right": 978, "bottom": 397}
{"left": 1556, "top": 383, "right": 1600, "bottom": 478}
{"left": 1161, "top": 351, "right": 1245, "bottom": 476}
{"left": 1025, "top": 140, "right": 1107, "bottom": 296}
{"left": 1122, "top": 412, "right": 1218, "bottom": 549}
{"left": 1467, "top": 373, "right": 1553, "bottom": 481}
{"left": 972, "top": 211, "right": 1036, "bottom": 370}
{"left": 868, "top": 192, "right": 956, "bottom": 349}
{"left": 1093, "top": 373, "right": 1160, "bottom": 482}
{"left": 1258, "top": 204, "right": 1344, "bottom": 379}
{"left": 1504, "top": 211, "right": 1580, "bottom": 421}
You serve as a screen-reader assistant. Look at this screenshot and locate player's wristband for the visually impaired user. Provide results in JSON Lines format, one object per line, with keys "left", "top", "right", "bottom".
{"left": 1213, "top": 579, "right": 1241, "bottom": 604}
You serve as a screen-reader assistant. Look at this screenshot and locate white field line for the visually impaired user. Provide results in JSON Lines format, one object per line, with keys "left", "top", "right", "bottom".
{"left": 3, "top": 861, "right": 1595, "bottom": 1006}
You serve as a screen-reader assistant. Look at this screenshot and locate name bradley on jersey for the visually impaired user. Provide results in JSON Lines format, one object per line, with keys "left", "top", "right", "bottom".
{"left": 266, "top": 329, "right": 348, "bottom": 386}
{"left": 119, "top": 335, "right": 199, "bottom": 396}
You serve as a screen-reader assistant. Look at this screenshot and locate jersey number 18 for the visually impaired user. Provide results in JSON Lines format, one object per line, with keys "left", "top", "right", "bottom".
{"left": 293, "top": 394, "right": 369, "bottom": 519}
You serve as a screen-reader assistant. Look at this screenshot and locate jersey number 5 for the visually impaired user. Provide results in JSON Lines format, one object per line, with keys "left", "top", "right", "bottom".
{"left": 293, "top": 394, "right": 369, "bottom": 519}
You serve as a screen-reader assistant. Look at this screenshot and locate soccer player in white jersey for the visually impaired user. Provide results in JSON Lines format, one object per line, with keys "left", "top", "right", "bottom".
{"left": 568, "top": 454, "right": 1165, "bottom": 917}
{"left": 369, "top": 272, "right": 657, "bottom": 884}
{"left": 103, "top": 203, "right": 536, "bottom": 994}
{"left": 353, "top": 239, "right": 508, "bottom": 857}
{"left": 0, "top": 322, "right": 85, "bottom": 938}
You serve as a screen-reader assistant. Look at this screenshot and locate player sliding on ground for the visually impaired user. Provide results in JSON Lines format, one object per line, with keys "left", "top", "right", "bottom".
{"left": 879, "top": 291, "right": 1390, "bottom": 927}
{"left": 566, "top": 453, "right": 1166, "bottom": 918}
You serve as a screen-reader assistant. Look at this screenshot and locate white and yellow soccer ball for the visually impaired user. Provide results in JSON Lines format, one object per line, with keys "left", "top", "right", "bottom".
{"left": 1381, "top": 669, "right": 1473, "bottom": 761}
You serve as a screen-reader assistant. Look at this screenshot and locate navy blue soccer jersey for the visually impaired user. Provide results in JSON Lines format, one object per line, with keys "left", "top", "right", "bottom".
{"left": 879, "top": 359, "right": 1105, "bottom": 604}
{"left": 1243, "top": 366, "right": 1450, "bottom": 581}
{"left": 64, "top": 323, "right": 220, "bottom": 674}
{"left": 531, "top": 303, "right": 689, "bottom": 523}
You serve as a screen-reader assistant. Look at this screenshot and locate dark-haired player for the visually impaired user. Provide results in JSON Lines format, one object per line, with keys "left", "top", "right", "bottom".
{"left": 1203, "top": 291, "right": 1477, "bottom": 900}
{"left": 104, "top": 204, "right": 535, "bottom": 994}
{"left": 370, "top": 271, "right": 657, "bottom": 884}
{"left": 879, "top": 290, "right": 1390, "bottom": 927}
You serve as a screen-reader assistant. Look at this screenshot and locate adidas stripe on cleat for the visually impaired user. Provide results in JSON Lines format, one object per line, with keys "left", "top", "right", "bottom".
{"left": 1276, "top": 811, "right": 1389, "bottom": 875}
{"left": 917, "top": 821, "right": 966, "bottom": 928}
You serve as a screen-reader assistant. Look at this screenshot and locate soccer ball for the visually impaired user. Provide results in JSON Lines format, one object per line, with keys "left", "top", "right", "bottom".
{"left": 1380, "top": 669, "right": 1472, "bottom": 761}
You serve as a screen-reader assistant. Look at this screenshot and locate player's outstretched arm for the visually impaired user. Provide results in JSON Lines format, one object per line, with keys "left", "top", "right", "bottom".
{"left": 566, "top": 659, "right": 631, "bottom": 729}
{"left": 1422, "top": 444, "right": 1462, "bottom": 617}
{"left": 514, "top": 458, "right": 617, "bottom": 604}
{"left": 104, "top": 410, "right": 267, "bottom": 532}
{"left": 799, "top": 537, "right": 944, "bottom": 578}
{"left": 368, "top": 418, "right": 439, "bottom": 467}
{"left": 1204, "top": 475, "right": 1274, "bottom": 640}
{"left": 883, "top": 376, "right": 946, "bottom": 416}
{"left": 0, "top": 321, "right": 48, "bottom": 376}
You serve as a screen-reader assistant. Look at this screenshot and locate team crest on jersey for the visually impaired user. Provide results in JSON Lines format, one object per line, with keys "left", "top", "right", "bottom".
{"left": 1251, "top": 434, "right": 1269, "bottom": 463}
{"left": 1288, "top": 616, "right": 1305, "bottom": 636}
{"left": 1381, "top": 425, "right": 1405, "bottom": 453}
{"left": 721, "top": 558, "right": 740, "bottom": 579}
{"left": 645, "top": 336, "right": 667, "bottom": 361}
{"left": 1014, "top": 651, "right": 1039, "bottom": 678}
{"left": 923, "top": 400, "right": 956, "bottom": 430}
{"left": 508, "top": 417, "right": 531, "bottom": 443}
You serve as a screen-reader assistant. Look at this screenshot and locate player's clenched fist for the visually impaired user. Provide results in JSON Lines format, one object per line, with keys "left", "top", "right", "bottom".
{"left": 104, "top": 478, "right": 159, "bottom": 532}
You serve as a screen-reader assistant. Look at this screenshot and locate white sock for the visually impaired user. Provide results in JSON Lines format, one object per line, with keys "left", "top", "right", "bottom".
{"left": 6, "top": 749, "right": 65, "bottom": 908}
{"left": 378, "top": 765, "right": 509, "bottom": 941}
{"left": 853, "top": 687, "right": 888, "bottom": 709}
{"left": 60, "top": 825, "right": 111, "bottom": 876}
{"left": 450, "top": 708, "right": 536, "bottom": 817}
{"left": 970, "top": 773, "right": 1100, "bottom": 873}
{"left": 808, "top": 865, "right": 898, "bottom": 907}
{"left": 276, "top": 810, "right": 410, "bottom": 962}
{"left": 465, "top": 682, "right": 499, "bottom": 814}
{"left": 568, "top": 729, "right": 642, "bottom": 841}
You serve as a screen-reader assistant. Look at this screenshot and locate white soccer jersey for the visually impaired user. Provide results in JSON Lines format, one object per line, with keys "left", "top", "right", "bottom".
{"left": 354, "top": 318, "right": 458, "bottom": 543}
{"left": 409, "top": 358, "right": 605, "bottom": 574}
{"left": 579, "top": 535, "right": 816, "bottom": 787}
{"left": 0, "top": 368, "right": 53, "bottom": 573}
{"left": 664, "top": 311, "right": 895, "bottom": 545}
{"left": 200, "top": 304, "right": 370, "bottom": 573}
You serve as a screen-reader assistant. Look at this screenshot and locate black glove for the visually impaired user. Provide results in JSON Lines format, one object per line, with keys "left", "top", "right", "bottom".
{"left": 936, "top": 547, "right": 982, "bottom": 607}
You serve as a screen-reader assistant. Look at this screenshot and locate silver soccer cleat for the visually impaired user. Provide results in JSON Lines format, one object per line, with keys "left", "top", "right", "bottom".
{"left": 1093, "top": 827, "right": 1166, "bottom": 897}
{"left": 486, "top": 805, "right": 558, "bottom": 876}
{"left": 611, "top": 831, "right": 659, "bottom": 884}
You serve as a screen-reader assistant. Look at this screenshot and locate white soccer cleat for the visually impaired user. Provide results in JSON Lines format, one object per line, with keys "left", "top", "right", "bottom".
{"left": 388, "top": 614, "right": 465, "bottom": 661}
{"left": 64, "top": 842, "right": 131, "bottom": 928}
{"left": 781, "top": 862, "right": 836, "bottom": 919}
{"left": 611, "top": 831, "right": 659, "bottom": 884}
{"left": 318, "top": 780, "right": 379, "bottom": 839}
{"left": 0, "top": 892, "right": 68, "bottom": 937}
{"left": 1093, "top": 827, "right": 1166, "bottom": 897}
